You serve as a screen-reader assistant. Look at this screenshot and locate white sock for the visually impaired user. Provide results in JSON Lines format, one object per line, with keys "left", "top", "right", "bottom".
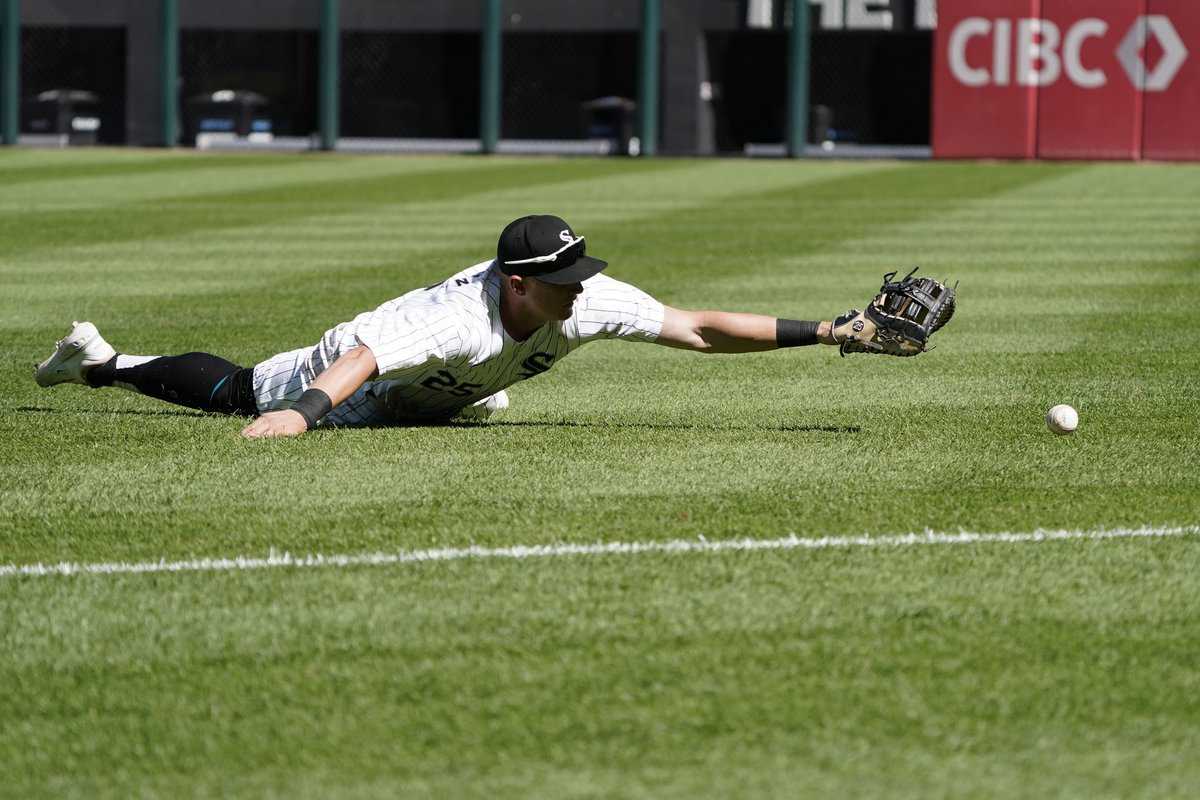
{"left": 115, "top": 354, "right": 159, "bottom": 369}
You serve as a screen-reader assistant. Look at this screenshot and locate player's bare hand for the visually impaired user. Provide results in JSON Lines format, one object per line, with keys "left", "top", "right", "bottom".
{"left": 241, "top": 410, "right": 308, "bottom": 439}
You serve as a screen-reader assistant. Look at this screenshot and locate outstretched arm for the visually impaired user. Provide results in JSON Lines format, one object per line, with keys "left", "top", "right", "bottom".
{"left": 241, "top": 345, "right": 379, "bottom": 439}
{"left": 657, "top": 306, "right": 836, "bottom": 353}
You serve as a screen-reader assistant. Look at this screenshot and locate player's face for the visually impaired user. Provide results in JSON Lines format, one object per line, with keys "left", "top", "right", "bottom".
{"left": 527, "top": 277, "right": 583, "bottom": 321}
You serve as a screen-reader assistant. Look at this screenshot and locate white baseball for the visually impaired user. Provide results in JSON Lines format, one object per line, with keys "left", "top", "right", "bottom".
{"left": 1046, "top": 404, "right": 1079, "bottom": 435}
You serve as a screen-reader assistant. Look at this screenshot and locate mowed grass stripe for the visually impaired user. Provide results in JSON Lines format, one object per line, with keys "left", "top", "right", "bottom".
{"left": 588, "top": 162, "right": 1082, "bottom": 295}
{"left": 0, "top": 152, "right": 301, "bottom": 189}
{"left": 0, "top": 152, "right": 501, "bottom": 212}
{"left": 0, "top": 157, "right": 487, "bottom": 214}
{"left": 0, "top": 157, "right": 696, "bottom": 258}
{"left": 729, "top": 163, "right": 1200, "bottom": 322}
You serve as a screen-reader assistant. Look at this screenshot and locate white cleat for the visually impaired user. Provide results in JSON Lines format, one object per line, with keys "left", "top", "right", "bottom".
{"left": 34, "top": 321, "right": 117, "bottom": 387}
{"left": 456, "top": 390, "right": 509, "bottom": 421}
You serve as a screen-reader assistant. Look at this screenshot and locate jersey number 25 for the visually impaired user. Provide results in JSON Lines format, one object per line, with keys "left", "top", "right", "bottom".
{"left": 420, "top": 370, "right": 483, "bottom": 398}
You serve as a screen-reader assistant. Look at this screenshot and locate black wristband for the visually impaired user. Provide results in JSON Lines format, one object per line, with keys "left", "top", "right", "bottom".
{"left": 291, "top": 388, "right": 333, "bottom": 430}
{"left": 776, "top": 318, "right": 820, "bottom": 348}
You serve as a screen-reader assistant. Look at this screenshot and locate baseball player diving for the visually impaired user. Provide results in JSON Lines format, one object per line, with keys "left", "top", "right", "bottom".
{"left": 33, "top": 214, "right": 956, "bottom": 439}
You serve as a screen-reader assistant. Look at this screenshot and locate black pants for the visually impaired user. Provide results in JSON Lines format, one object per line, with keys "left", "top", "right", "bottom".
{"left": 88, "top": 352, "right": 259, "bottom": 416}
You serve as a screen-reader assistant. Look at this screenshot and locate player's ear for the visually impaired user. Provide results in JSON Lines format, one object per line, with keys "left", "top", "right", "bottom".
{"left": 509, "top": 274, "right": 528, "bottom": 296}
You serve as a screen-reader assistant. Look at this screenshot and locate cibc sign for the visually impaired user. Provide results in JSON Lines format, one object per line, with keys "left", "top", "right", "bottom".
{"left": 933, "top": 1, "right": 1199, "bottom": 160}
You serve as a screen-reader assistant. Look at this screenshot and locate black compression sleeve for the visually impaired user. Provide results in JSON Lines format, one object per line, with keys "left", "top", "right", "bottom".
{"left": 292, "top": 388, "right": 333, "bottom": 429}
{"left": 87, "top": 352, "right": 257, "bottom": 414}
{"left": 776, "top": 319, "right": 820, "bottom": 348}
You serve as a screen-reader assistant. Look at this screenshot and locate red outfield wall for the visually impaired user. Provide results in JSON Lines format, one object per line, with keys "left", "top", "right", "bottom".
{"left": 933, "top": 0, "right": 1198, "bottom": 160}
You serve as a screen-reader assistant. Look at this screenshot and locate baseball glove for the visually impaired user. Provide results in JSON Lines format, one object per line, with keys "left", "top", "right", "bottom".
{"left": 832, "top": 268, "right": 956, "bottom": 357}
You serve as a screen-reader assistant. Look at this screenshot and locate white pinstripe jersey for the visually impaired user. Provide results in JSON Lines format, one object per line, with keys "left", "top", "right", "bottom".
{"left": 251, "top": 260, "right": 664, "bottom": 424}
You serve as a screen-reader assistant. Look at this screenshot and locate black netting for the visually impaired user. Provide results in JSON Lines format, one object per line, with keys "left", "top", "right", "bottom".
{"left": 20, "top": 26, "right": 126, "bottom": 144}
{"left": 179, "top": 29, "right": 318, "bottom": 142}
{"left": 706, "top": 31, "right": 785, "bottom": 148}
{"left": 706, "top": 27, "right": 932, "bottom": 151}
{"left": 811, "top": 30, "right": 931, "bottom": 146}
{"left": 338, "top": 30, "right": 640, "bottom": 142}
{"left": 340, "top": 32, "right": 479, "bottom": 138}
{"left": 502, "top": 32, "right": 639, "bottom": 140}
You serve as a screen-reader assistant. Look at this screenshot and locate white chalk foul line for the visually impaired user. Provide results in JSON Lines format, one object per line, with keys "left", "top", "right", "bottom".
{"left": 2, "top": 525, "right": 1197, "bottom": 580}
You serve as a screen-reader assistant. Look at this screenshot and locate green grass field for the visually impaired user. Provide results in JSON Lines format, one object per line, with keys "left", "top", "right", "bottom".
{"left": 2, "top": 149, "right": 1199, "bottom": 798}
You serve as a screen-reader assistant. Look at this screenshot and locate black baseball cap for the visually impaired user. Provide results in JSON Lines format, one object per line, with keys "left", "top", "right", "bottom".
{"left": 496, "top": 214, "right": 608, "bottom": 285}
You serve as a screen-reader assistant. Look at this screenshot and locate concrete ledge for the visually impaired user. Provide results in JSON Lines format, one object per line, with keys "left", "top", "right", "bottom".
{"left": 744, "top": 142, "right": 932, "bottom": 159}
{"left": 192, "top": 136, "right": 621, "bottom": 156}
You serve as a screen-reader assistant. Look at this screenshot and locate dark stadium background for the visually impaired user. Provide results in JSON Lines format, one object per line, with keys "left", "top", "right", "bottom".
{"left": 11, "top": 0, "right": 933, "bottom": 151}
